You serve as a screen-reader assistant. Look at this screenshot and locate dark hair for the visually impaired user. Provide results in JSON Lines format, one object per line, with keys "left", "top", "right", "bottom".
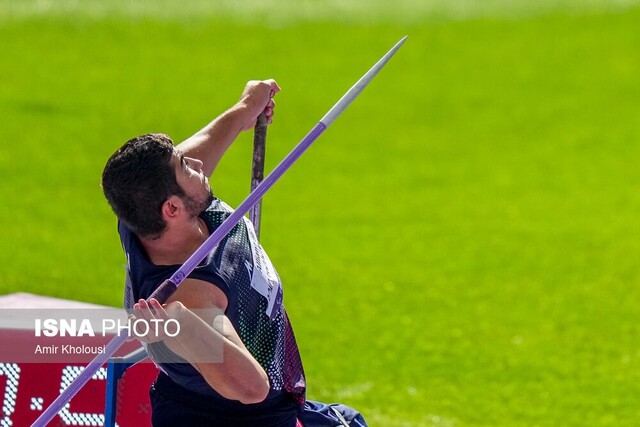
{"left": 102, "top": 133, "right": 185, "bottom": 239}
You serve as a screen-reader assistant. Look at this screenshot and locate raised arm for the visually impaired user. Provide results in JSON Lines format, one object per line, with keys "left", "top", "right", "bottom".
{"left": 177, "top": 79, "right": 280, "bottom": 177}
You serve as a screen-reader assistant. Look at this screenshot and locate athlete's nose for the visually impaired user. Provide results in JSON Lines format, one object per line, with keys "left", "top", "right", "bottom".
{"left": 187, "top": 156, "right": 204, "bottom": 172}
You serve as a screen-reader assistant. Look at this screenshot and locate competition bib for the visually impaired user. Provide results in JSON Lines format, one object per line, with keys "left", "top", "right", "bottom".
{"left": 244, "top": 217, "right": 284, "bottom": 320}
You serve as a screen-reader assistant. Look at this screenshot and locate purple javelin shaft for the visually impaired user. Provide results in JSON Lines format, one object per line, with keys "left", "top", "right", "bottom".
{"left": 32, "top": 35, "right": 406, "bottom": 427}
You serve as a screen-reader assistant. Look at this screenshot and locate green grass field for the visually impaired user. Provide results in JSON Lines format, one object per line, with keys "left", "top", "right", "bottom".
{"left": 2, "top": 1, "right": 640, "bottom": 425}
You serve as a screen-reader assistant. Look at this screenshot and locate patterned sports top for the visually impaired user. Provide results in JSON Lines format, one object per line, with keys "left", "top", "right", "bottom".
{"left": 119, "top": 198, "right": 306, "bottom": 415}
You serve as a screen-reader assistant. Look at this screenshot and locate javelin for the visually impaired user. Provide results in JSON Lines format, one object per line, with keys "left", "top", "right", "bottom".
{"left": 32, "top": 35, "right": 407, "bottom": 427}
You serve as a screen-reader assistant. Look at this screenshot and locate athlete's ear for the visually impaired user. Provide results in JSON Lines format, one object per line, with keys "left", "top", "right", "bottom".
{"left": 161, "top": 195, "right": 184, "bottom": 220}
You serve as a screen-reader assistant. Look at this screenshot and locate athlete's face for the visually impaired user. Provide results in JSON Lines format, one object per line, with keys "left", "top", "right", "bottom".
{"left": 172, "top": 150, "right": 214, "bottom": 216}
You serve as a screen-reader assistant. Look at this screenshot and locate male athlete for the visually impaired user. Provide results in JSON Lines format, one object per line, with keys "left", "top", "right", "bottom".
{"left": 102, "top": 80, "right": 366, "bottom": 426}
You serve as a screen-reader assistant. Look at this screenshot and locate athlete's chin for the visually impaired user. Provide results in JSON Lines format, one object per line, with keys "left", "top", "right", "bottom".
{"left": 204, "top": 190, "right": 214, "bottom": 207}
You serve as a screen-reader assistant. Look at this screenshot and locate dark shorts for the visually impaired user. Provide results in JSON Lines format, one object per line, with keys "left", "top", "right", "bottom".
{"left": 150, "top": 373, "right": 298, "bottom": 427}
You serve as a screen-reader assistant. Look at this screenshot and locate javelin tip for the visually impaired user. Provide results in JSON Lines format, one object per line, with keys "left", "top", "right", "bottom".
{"left": 320, "top": 36, "right": 407, "bottom": 126}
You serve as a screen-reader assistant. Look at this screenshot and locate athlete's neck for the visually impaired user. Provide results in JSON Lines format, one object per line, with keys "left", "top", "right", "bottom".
{"left": 141, "top": 216, "right": 209, "bottom": 266}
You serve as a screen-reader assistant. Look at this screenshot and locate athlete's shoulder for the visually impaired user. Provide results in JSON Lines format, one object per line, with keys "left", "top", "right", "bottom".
{"left": 205, "top": 197, "right": 234, "bottom": 214}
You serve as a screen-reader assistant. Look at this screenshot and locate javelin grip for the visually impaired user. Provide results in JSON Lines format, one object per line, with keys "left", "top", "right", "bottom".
{"left": 148, "top": 279, "right": 179, "bottom": 303}
{"left": 250, "top": 112, "right": 268, "bottom": 238}
{"left": 252, "top": 112, "right": 268, "bottom": 182}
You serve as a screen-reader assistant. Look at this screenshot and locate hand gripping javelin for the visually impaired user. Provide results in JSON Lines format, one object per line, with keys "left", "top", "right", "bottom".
{"left": 32, "top": 35, "right": 407, "bottom": 427}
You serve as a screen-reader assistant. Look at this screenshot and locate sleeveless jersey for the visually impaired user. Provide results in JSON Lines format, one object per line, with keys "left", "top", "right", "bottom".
{"left": 118, "top": 198, "right": 306, "bottom": 419}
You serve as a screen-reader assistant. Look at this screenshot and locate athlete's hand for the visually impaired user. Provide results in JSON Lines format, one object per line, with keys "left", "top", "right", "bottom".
{"left": 130, "top": 298, "right": 184, "bottom": 343}
{"left": 238, "top": 79, "right": 280, "bottom": 130}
